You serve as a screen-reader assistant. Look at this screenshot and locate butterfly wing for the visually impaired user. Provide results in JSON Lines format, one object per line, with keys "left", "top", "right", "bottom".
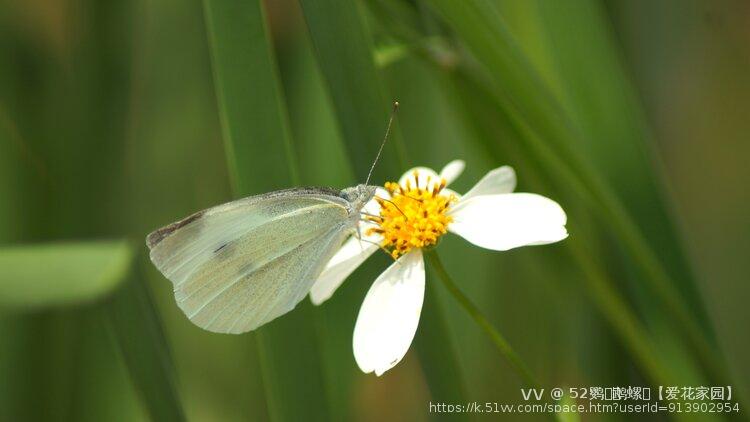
{"left": 147, "top": 188, "right": 354, "bottom": 334}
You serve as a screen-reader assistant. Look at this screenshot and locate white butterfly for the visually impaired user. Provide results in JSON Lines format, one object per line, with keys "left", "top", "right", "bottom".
{"left": 146, "top": 185, "right": 376, "bottom": 334}
{"left": 147, "top": 102, "right": 399, "bottom": 334}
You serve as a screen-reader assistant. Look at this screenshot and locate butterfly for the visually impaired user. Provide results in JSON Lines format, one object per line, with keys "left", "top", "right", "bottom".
{"left": 146, "top": 103, "right": 398, "bottom": 334}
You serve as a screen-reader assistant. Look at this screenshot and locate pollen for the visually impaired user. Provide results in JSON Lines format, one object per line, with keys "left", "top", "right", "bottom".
{"left": 366, "top": 170, "right": 456, "bottom": 259}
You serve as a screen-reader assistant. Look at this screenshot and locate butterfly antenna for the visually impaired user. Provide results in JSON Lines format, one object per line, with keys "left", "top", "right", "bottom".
{"left": 365, "top": 101, "right": 399, "bottom": 186}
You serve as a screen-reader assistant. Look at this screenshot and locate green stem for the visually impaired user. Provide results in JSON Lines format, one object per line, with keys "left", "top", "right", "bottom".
{"left": 425, "top": 250, "right": 539, "bottom": 388}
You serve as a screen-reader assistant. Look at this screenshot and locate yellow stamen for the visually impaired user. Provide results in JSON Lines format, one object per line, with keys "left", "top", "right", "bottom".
{"left": 373, "top": 176, "right": 456, "bottom": 259}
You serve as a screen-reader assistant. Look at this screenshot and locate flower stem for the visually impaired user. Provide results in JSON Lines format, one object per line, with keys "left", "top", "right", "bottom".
{"left": 425, "top": 250, "right": 540, "bottom": 389}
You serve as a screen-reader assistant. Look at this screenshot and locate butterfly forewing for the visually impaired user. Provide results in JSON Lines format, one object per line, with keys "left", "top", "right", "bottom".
{"left": 147, "top": 189, "right": 354, "bottom": 334}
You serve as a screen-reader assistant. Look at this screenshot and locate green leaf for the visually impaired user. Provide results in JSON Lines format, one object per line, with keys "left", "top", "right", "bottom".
{"left": 298, "top": 0, "right": 468, "bottom": 409}
{"left": 502, "top": 0, "right": 730, "bottom": 390}
{"left": 203, "top": 0, "right": 299, "bottom": 192}
{"left": 0, "top": 241, "right": 132, "bottom": 311}
{"left": 298, "top": 0, "right": 404, "bottom": 180}
{"left": 105, "top": 255, "right": 186, "bottom": 422}
{"left": 203, "top": 1, "right": 330, "bottom": 420}
{"left": 422, "top": 0, "right": 575, "bottom": 153}
{"left": 527, "top": 0, "right": 740, "bottom": 401}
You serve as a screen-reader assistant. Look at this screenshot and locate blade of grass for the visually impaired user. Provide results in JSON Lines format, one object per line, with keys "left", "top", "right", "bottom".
{"left": 529, "top": 0, "right": 745, "bottom": 406}
{"left": 441, "top": 67, "right": 675, "bottom": 387}
{"left": 203, "top": 0, "right": 299, "bottom": 193}
{"left": 298, "top": 0, "right": 468, "bottom": 407}
{"left": 517, "top": 0, "right": 725, "bottom": 366}
{"left": 297, "top": 0, "right": 404, "bottom": 181}
{"left": 105, "top": 252, "right": 186, "bottom": 422}
{"left": 422, "top": 0, "right": 725, "bottom": 387}
{"left": 0, "top": 241, "right": 132, "bottom": 311}
{"left": 444, "top": 68, "right": 750, "bottom": 420}
{"left": 203, "top": 1, "right": 331, "bottom": 420}
{"left": 524, "top": 1, "right": 705, "bottom": 304}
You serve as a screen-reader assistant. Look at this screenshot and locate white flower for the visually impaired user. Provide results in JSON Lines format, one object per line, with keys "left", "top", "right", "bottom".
{"left": 310, "top": 160, "right": 568, "bottom": 376}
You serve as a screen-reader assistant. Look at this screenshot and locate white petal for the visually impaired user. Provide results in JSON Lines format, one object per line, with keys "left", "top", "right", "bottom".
{"left": 449, "top": 193, "right": 567, "bottom": 251}
{"left": 353, "top": 250, "right": 425, "bottom": 376}
{"left": 398, "top": 166, "right": 441, "bottom": 191}
{"left": 441, "top": 188, "right": 461, "bottom": 201}
{"left": 374, "top": 186, "right": 391, "bottom": 201}
{"left": 439, "top": 160, "right": 465, "bottom": 185}
{"left": 310, "top": 235, "right": 379, "bottom": 305}
{"left": 459, "top": 166, "right": 516, "bottom": 203}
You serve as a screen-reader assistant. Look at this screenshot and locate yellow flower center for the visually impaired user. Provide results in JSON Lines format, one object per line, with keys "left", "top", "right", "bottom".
{"left": 366, "top": 170, "right": 456, "bottom": 259}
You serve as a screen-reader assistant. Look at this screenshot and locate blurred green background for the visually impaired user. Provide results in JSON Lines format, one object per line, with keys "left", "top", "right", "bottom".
{"left": 1, "top": 0, "right": 748, "bottom": 421}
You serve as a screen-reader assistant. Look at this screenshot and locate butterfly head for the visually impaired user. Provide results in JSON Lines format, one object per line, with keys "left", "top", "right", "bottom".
{"left": 342, "top": 184, "right": 377, "bottom": 213}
